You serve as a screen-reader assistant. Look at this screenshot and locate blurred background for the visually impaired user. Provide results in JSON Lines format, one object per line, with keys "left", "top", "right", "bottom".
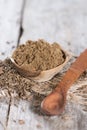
{"left": 0, "top": 0, "right": 87, "bottom": 59}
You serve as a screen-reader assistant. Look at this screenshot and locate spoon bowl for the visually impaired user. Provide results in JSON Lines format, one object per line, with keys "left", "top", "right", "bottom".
{"left": 41, "top": 91, "right": 65, "bottom": 115}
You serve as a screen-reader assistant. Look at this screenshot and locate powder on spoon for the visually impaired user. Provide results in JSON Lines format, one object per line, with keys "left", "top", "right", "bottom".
{"left": 12, "top": 39, "right": 65, "bottom": 71}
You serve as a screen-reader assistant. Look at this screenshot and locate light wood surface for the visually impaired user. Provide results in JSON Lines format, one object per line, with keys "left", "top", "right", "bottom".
{"left": 0, "top": 0, "right": 24, "bottom": 60}
{"left": 0, "top": 0, "right": 87, "bottom": 130}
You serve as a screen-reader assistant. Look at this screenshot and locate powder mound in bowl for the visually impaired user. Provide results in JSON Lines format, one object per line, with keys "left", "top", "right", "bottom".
{"left": 12, "top": 39, "right": 65, "bottom": 71}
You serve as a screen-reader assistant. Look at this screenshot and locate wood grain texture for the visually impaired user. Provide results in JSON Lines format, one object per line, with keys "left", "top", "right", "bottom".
{"left": 0, "top": 97, "right": 10, "bottom": 130}
{"left": 0, "top": 0, "right": 87, "bottom": 130}
{"left": 7, "top": 99, "right": 50, "bottom": 130}
{"left": 20, "top": 0, "right": 87, "bottom": 55}
{"left": 6, "top": 79, "right": 87, "bottom": 130}
{"left": 0, "top": 0, "right": 24, "bottom": 60}
{"left": 6, "top": 103, "right": 87, "bottom": 130}
{"left": 0, "top": 0, "right": 24, "bottom": 130}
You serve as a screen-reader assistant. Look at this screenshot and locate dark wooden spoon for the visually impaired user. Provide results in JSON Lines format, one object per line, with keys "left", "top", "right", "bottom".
{"left": 41, "top": 49, "right": 87, "bottom": 115}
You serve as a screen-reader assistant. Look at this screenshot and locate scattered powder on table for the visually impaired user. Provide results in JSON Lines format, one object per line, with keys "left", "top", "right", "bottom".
{"left": 0, "top": 59, "right": 64, "bottom": 103}
{"left": 12, "top": 39, "right": 65, "bottom": 71}
{"left": 0, "top": 59, "right": 67, "bottom": 115}
{"left": 0, "top": 58, "right": 87, "bottom": 114}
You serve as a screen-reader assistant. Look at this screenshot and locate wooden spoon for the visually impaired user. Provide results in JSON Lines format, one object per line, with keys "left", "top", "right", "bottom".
{"left": 41, "top": 49, "right": 87, "bottom": 115}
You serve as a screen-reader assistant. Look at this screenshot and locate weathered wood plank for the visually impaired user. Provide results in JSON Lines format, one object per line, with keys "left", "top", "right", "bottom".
{"left": 20, "top": 0, "right": 87, "bottom": 55}
{"left": 6, "top": 79, "right": 87, "bottom": 130}
{"left": 6, "top": 98, "right": 50, "bottom": 130}
{"left": 0, "top": 0, "right": 87, "bottom": 130}
{"left": 0, "top": 0, "right": 24, "bottom": 60}
{"left": 0, "top": 0, "right": 24, "bottom": 130}
{"left": 0, "top": 97, "right": 10, "bottom": 130}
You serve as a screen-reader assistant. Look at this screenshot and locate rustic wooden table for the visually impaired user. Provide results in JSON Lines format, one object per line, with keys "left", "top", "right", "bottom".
{"left": 0, "top": 0, "right": 87, "bottom": 130}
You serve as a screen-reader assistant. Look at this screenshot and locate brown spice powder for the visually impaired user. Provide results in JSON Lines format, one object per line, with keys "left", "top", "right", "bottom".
{"left": 12, "top": 39, "right": 65, "bottom": 71}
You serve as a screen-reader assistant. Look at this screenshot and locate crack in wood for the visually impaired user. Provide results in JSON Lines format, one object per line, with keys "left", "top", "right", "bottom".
{"left": 5, "top": 91, "right": 12, "bottom": 129}
{"left": 4, "top": 1, "right": 26, "bottom": 128}
{"left": 17, "top": 0, "right": 26, "bottom": 46}
{"left": 17, "top": 26, "right": 24, "bottom": 45}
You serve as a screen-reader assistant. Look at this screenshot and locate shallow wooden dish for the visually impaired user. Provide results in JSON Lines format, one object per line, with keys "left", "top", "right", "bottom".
{"left": 10, "top": 49, "right": 72, "bottom": 82}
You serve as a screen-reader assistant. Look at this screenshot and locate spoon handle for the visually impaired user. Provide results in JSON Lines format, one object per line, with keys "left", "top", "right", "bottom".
{"left": 55, "top": 49, "right": 87, "bottom": 95}
{"left": 41, "top": 49, "right": 87, "bottom": 115}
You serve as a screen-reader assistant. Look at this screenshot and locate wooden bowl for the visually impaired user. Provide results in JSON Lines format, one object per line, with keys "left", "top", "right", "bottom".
{"left": 10, "top": 49, "right": 72, "bottom": 82}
